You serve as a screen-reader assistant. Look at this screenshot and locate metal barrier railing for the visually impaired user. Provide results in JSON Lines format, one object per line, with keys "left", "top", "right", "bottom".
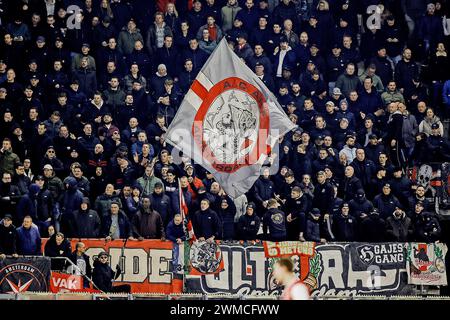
{"left": 5, "top": 293, "right": 450, "bottom": 300}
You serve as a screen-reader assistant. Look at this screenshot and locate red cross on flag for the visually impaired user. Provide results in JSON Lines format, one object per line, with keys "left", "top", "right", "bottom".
{"left": 166, "top": 39, "right": 296, "bottom": 198}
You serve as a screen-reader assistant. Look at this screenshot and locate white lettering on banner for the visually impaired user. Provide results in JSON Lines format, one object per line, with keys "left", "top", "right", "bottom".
{"left": 109, "top": 248, "right": 147, "bottom": 282}
{"left": 374, "top": 244, "right": 404, "bottom": 255}
{"left": 347, "top": 254, "right": 372, "bottom": 289}
{"left": 202, "top": 246, "right": 269, "bottom": 294}
{"left": 149, "top": 249, "right": 172, "bottom": 284}
{"left": 366, "top": 266, "right": 381, "bottom": 289}
{"left": 319, "top": 249, "right": 345, "bottom": 289}
{"left": 232, "top": 251, "right": 252, "bottom": 290}
{"left": 249, "top": 250, "right": 266, "bottom": 289}
{"left": 83, "top": 247, "right": 174, "bottom": 284}
{"left": 52, "top": 277, "right": 79, "bottom": 290}
{"left": 186, "top": 243, "right": 410, "bottom": 296}
{"left": 375, "top": 254, "right": 404, "bottom": 264}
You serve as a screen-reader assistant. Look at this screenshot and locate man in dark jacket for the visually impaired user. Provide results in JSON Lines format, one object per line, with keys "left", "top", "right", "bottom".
{"left": 149, "top": 182, "right": 172, "bottom": 226}
{"left": 132, "top": 197, "right": 165, "bottom": 240}
{"left": 285, "top": 186, "right": 309, "bottom": 241}
{"left": 414, "top": 211, "right": 441, "bottom": 243}
{"left": 0, "top": 172, "right": 21, "bottom": 222}
{"left": 237, "top": 202, "right": 261, "bottom": 241}
{"left": 332, "top": 202, "right": 358, "bottom": 241}
{"left": 44, "top": 232, "right": 72, "bottom": 270}
{"left": 373, "top": 183, "right": 402, "bottom": 220}
{"left": 339, "top": 166, "right": 363, "bottom": 201}
{"left": 193, "top": 199, "right": 221, "bottom": 242}
{"left": 263, "top": 199, "right": 287, "bottom": 241}
{"left": 166, "top": 214, "right": 186, "bottom": 244}
{"left": 0, "top": 214, "right": 18, "bottom": 257}
{"left": 72, "top": 57, "right": 97, "bottom": 99}
{"left": 101, "top": 201, "right": 134, "bottom": 240}
{"left": 349, "top": 189, "right": 374, "bottom": 223}
{"left": 16, "top": 183, "right": 41, "bottom": 225}
{"left": 350, "top": 149, "right": 376, "bottom": 190}
{"left": 312, "top": 171, "right": 335, "bottom": 215}
{"left": 72, "top": 197, "right": 101, "bottom": 238}
{"left": 389, "top": 167, "right": 412, "bottom": 208}
{"left": 60, "top": 177, "right": 84, "bottom": 237}
{"left": 251, "top": 167, "right": 274, "bottom": 215}
{"left": 385, "top": 208, "right": 413, "bottom": 241}
{"left": 12, "top": 162, "right": 30, "bottom": 195}
{"left": 92, "top": 251, "right": 129, "bottom": 293}
{"left": 359, "top": 208, "right": 386, "bottom": 242}
{"left": 16, "top": 216, "right": 41, "bottom": 255}
{"left": 34, "top": 175, "right": 54, "bottom": 235}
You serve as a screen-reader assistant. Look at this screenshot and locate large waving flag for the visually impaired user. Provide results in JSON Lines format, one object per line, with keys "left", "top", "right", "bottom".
{"left": 166, "top": 39, "right": 296, "bottom": 198}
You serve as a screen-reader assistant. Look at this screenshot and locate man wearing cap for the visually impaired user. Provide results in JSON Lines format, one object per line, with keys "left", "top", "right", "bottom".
{"left": 273, "top": 37, "right": 295, "bottom": 79}
{"left": 237, "top": 202, "right": 261, "bottom": 241}
{"left": 234, "top": 32, "right": 253, "bottom": 62}
{"left": 92, "top": 251, "right": 130, "bottom": 293}
{"left": 321, "top": 101, "right": 338, "bottom": 132}
{"left": 373, "top": 183, "right": 402, "bottom": 220}
{"left": 102, "top": 200, "right": 134, "bottom": 240}
{"left": 116, "top": 17, "right": 144, "bottom": 56}
{"left": 364, "top": 133, "right": 385, "bottom": 164}
{"left": 0, "top": 214, "right": 18, "bottom": 258}
{"left": 71, "top": 43, "right": 96, "bottom": 72}
{"left": 149, "top": 182, "right": 172, "bottom": 226}
{"left": 427, "top": 121, "right": 450, "bottom": 162}
{"left": 326, "top": 43, "right": 345, "bottom": 86}
{"left": 94, "top": 16, "right": 117, "bottom": 49}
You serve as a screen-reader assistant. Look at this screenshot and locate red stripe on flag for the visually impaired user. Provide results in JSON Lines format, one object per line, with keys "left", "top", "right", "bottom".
{"left": 191, "top": 80, "right": 208, "bottom": 100}
{"left": 179, "top": 178, "right": 196, "bottom": 241}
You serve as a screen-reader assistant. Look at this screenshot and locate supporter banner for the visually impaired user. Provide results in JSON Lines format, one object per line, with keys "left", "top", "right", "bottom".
{"left": 42, "top": 239, "right": 184, "bottom": 294}
{"left": 406, "top": 243, "right": 448, "bottom": 285}
{"left": 185, "top": 240, "right": 225, "bottom": 275}
{"left": 50, "top": 272, "right": 83, "bottom": 293}
{"left": 0, "top": 257, "right": 51, "bottom": 293}
{"left": 263, "top": 241, "right": 315, "bottom": 258}
{"left": 185, "top": 242, "right": 413, "bottom": 297}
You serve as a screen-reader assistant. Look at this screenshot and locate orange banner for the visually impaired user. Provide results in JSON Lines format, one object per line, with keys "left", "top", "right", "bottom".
{"left": 42, "top": 239, "right": 183, "bottom": 294}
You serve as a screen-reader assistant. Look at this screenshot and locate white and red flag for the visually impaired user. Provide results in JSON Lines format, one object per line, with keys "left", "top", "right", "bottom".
{"left": 166, "top": 39, "right": 296, "bottom": 198}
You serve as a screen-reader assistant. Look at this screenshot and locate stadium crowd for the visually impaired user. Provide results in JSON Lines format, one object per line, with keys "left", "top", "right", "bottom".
{"left": 1, "top": 0, "right": 450, "bottom": 259}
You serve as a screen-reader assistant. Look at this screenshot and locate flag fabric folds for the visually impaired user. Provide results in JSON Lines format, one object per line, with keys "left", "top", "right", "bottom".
{"left": 166, "top": 39, "right": 296, "bottom": 198}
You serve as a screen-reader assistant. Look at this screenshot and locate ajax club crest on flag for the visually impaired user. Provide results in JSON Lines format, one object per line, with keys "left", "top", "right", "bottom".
{"left": 166, "top": 39, "right": 296, "bottom": 198}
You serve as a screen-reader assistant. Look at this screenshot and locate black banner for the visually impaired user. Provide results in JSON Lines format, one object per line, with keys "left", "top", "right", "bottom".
{"left": 0, "top": 257, "right": 51, "bottom": 293}
{"left": 185, "top": 242, "right": 414, "bottom": 297}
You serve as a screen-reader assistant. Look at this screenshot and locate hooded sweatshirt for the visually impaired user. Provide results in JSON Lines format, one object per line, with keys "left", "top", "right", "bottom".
{"left": 72, "top": 198, "right": 101, "bottom": 238}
